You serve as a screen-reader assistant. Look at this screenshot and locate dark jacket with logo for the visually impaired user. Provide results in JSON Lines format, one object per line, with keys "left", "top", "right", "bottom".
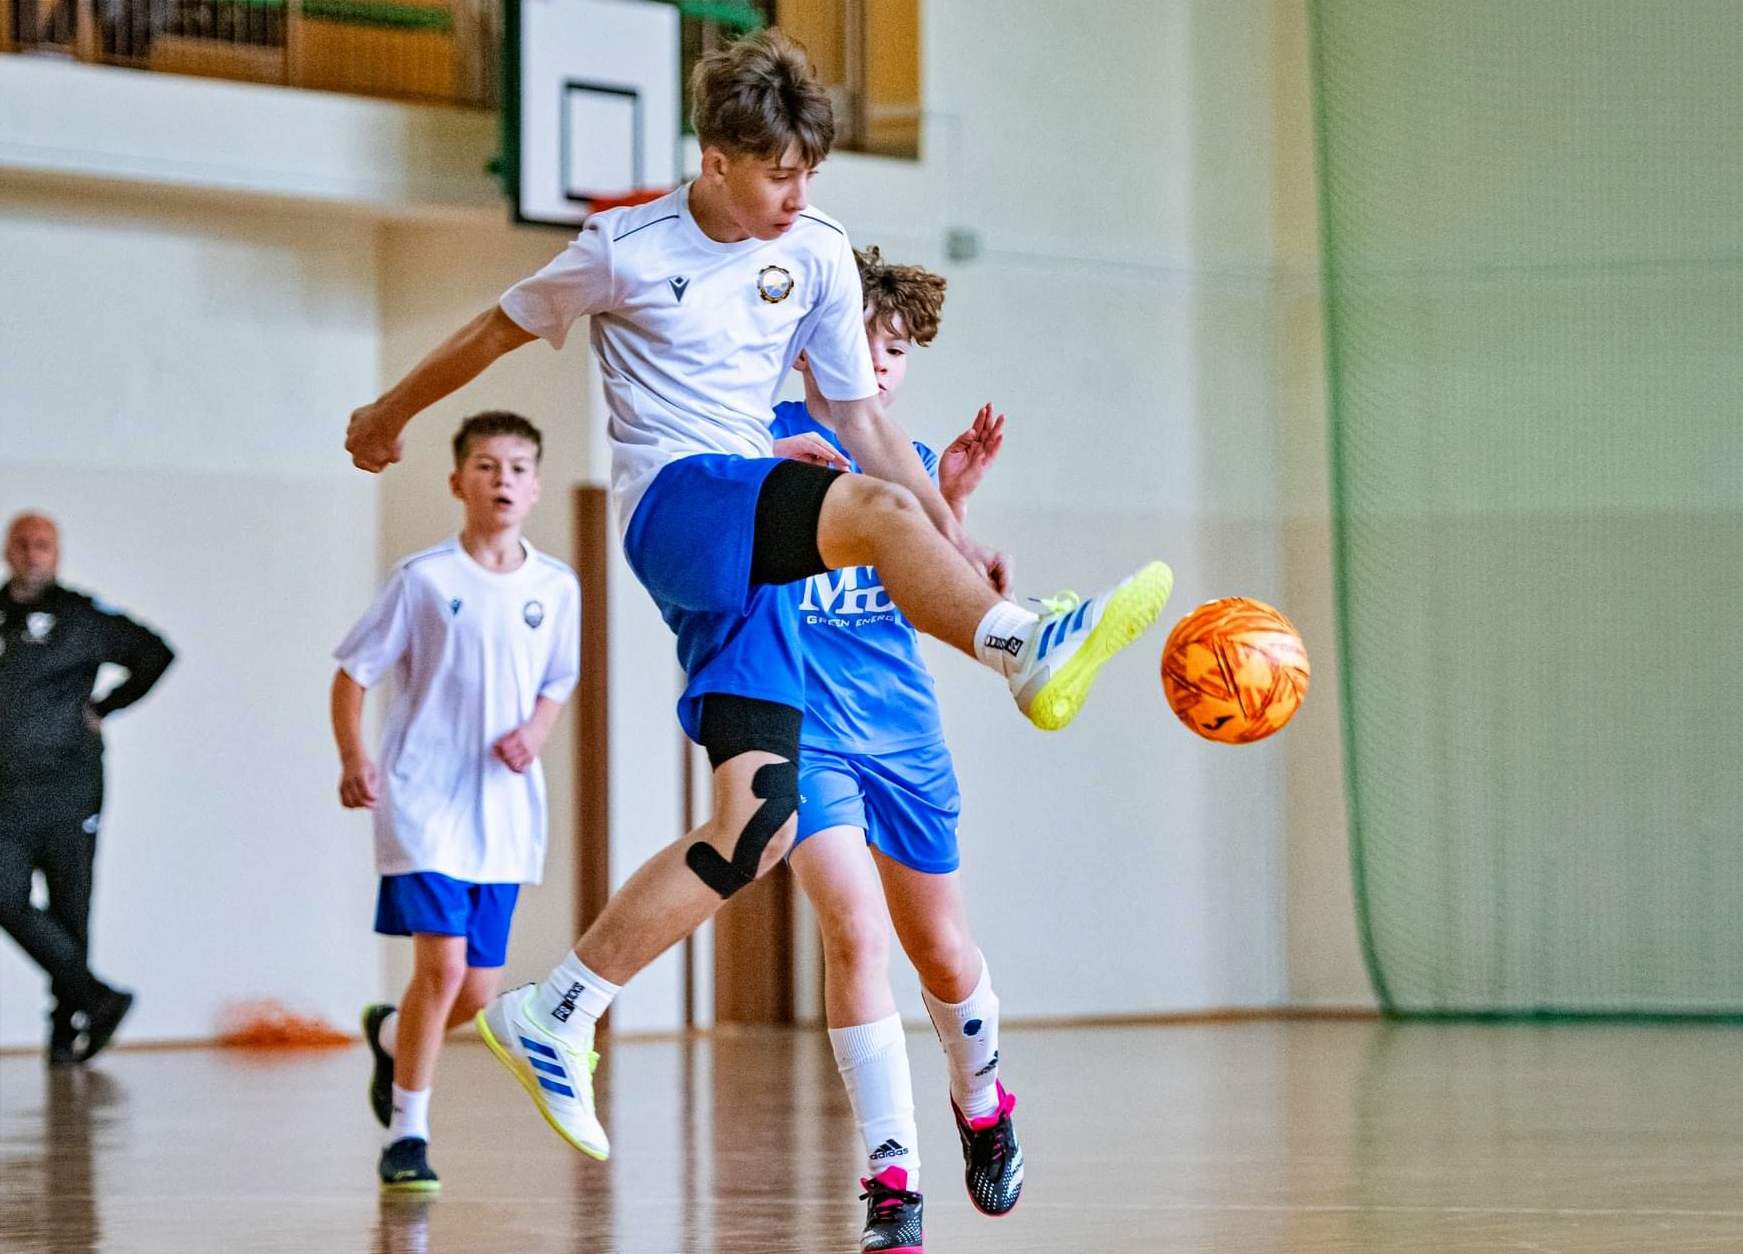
{"left": 0, "top": 582, "right": 175, "bottom": 821}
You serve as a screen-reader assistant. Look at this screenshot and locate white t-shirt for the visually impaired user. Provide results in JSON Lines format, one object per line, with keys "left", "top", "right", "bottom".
{"left": 499, "top": 183, "right": 879, "bottom": 528}
{"left": 334, "top": 536, "right": 581, "bottom": 884}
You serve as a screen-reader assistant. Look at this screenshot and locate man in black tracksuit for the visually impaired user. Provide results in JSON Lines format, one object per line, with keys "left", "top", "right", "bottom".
{"left": 1, "top": 512, "right": 174, "bottom": 1064}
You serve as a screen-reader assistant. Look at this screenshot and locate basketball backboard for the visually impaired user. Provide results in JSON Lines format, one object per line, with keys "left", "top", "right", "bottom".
{"left": 508, "top": 0, "right": 681, "bottom": 227}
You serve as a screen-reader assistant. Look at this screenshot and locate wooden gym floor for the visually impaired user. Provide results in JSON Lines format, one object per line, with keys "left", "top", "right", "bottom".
{"left": 5, "top": 1018, "right": 1743, "bottom": 1252}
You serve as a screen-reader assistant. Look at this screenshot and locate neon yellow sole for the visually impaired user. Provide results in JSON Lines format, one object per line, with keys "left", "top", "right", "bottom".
{"left": 475, "top": 1008, "right": 610, "bottom": 1161}
{"left": 1026, "top": 560, "right": 1174, "bottom": 732}
{"left": 379, "top": 1177, "right": 441, "bottom": 1196}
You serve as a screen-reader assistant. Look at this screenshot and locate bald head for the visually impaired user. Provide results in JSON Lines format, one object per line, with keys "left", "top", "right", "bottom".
{"left": 5, "top": 512, "right": 59, "bottom": 601}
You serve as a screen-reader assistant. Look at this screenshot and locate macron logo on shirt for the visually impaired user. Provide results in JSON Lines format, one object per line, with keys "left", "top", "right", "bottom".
{"left": 667, "top": 276, "right": 690, "bottom": 303}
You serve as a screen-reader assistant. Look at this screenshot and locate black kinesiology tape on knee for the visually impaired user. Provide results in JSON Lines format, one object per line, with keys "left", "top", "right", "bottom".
{"left": 685, "top": 761, "right": 799, "bottom": 899}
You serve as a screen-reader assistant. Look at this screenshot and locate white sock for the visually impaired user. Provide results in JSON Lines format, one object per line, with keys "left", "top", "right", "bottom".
{"left": 532, "top": 952, "right": 619, "bottom": 1046}
{"left": 972, "top": 601, "right": 1038, "bottom": 678}
{"left": 387, "top": 1084, "right": 431, "bottom": 1144}
{"left": 829, "top": 1014, "right": 919, "bottom": 1185}
{"left": 923, "top": 954, "right": 1001, "bottom": 1120}
{"left": 378, "top": 1010, "right": 398, "bottom": 1057}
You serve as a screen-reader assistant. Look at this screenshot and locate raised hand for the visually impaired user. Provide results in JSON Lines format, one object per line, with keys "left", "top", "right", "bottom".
{"left": 938, "top": 404, "right": 1005, "bottom": 508}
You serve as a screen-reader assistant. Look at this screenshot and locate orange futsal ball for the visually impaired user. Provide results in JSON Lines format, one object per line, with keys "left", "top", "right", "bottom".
{"left": 1160, "top": 597, "right": 1309, "bottom": 744}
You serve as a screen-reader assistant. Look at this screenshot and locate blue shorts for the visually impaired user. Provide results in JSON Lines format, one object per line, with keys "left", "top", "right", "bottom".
{"left": 624, "top": 454, "right": 806, "bottom": 741}
{"left": 374, "top": 872, "right": 521, "bottom": 968}
{"left": 792, "top": 741, "right": 962, "bottom": 874}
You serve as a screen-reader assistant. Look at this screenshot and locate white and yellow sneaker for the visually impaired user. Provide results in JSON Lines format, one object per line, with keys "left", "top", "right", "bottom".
{"left": 1012, "top": 561, "right": 1174, "bottom": 731}
{"left": 476, "top": 984, "right": 610, "bottom": 1160}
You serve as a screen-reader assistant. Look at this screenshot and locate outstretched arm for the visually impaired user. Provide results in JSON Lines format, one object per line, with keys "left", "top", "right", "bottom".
{"left": 937, "top": 403, "right": 1006, "bottom": 525}
{"left": 345, "top": 306, "right": 535, "bottom": 473}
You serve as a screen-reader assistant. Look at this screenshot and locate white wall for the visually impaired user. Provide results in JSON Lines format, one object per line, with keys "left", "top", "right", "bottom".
{"left": 0, "top": 55, "right": 502, "bottom": 217}
{"left": 0, "top": 0, "right": 1372, "bottom": 1048}
{"left": 0, "top": 188, "right": 383, "bottom": 1046}
{"left": 788, "top": 0, "right": 1369, "bottom": 1020}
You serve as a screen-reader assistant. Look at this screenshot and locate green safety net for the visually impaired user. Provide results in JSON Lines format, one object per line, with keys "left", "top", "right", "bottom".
{"left": 1310, "top": 1, "right": 1743, "bottom": 1016}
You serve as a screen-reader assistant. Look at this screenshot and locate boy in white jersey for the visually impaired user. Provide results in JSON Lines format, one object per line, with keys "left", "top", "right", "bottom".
{"left": 331, "top": 412, "right": 581, "bottom": 1194}
{"left": 770, "top": 250, "right": 1017, "bottom": 1252}
{"left": 342, "top": 30, "right": 1171, "bottom": 1162}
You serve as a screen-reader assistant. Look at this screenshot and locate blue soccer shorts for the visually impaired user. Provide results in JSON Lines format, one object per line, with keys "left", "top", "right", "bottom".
{"left": 374, "top": 872, "right": 521, "bottom": 968}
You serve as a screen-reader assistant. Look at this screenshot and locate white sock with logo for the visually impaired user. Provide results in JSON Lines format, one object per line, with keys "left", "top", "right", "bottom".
{"left": 531, "top": 952, "right": 619, "bottom": 1046}
{"left": 829, "top": 1014, "right": 919, "bottom": 1185}
{"left": 972, "top": 601, "right": 1039, "bottom": 679}
{"left": 387, "top": 1084, "right": 431, "bottom": 1145}
{"left": 923, "top": 954, "right": 1001, "bottom": 1120}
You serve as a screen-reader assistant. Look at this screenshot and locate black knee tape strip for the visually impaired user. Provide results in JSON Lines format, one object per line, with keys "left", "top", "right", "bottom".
{"left": 750, "top": 458, "right": 843, "bottom": 587}
{"left": 698, "top": 695, "right": 802, "bottom": 769}
{"left": 685, "top": 761, "right": 799, "bottom": 900}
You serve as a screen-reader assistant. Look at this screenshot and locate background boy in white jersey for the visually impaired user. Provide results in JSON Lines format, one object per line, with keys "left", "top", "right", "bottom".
{"left": 342, "top": 30, "right": 1170, "bottom": 1162}
{"left": 330, "top": 412, "right": 581, "bottom": 1194}
{"left": 769, "top": 249, "right": 1018, "bottom": 1253}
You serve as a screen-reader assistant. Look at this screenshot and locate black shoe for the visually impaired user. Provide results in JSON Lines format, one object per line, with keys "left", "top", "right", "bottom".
{"left": 78, "top": 989, "right": 133, "bottom": 1062}
{"left": 379, "top": 1137, "right": 441, "bottom": 1195}
{"left": 952, "top": 1082, "right": 1024, "bottom": 1217}
{"left": 362, "top": 1004, "right": 396, "bottom": 1127}
{"left": 48, "top": 1014, "right": 82, "bottom": 1068}
{"left": 858, "top": 1165, "right": 923, "bottom": 1252}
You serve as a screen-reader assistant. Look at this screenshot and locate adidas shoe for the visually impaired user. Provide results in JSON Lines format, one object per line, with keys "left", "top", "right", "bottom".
{"left": 378, "top": 1136, "right": 440, "bottom": 1194}
{"left": 362, "top": 1003, "right": 396, "bottom": 1127}
{"left": 1011, "top": 561, "right": 1173, "bottom": 731}
{"left": 859, "top": 1165, "right": 924, "bottom": 1253}
{"left": 953, "top": 1082, "right": 1024, "bottom": 1216}
{"left": 476, "top": 984, "right": 609, "bottom": 1160}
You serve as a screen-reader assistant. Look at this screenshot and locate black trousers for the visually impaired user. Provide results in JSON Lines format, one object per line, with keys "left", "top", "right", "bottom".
{"left": 0, "top": 797, "right": 106, "bottom": 1023}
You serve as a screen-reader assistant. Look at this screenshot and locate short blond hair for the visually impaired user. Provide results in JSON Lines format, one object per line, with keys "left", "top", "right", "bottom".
{"left": 691, "top": 28, "right": 835, "bottom": 165}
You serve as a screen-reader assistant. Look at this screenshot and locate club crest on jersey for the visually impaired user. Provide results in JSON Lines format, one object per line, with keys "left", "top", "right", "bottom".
{"left": 448, "top": 598, "right": 462, "bottom": 616}
{"left": 24, "top": 612, "right": 55, "bottom": 643}
{"left": 756, "top": 265, "right": 794, "bottom": 304}
{"left": 523, "top": 599, "right": 545, "bottom": 629}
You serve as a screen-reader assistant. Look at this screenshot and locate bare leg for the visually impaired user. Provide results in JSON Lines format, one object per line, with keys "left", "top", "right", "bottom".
{"left": 394, "top": 935, "right": 467, "bottom": 1091}
{"left": 815, "top": 475, "right": 1001, "bottom": 656}
{"left": 448, "top": 966, "right": 502, "bottom": 1029}
{"left": 793, "top": 827, "right": 920, "bottom": 1185}
{"left": 875, "top": 856, "right": 982, "bottom": 1003}
{"left": 574, "top": 749, "right": 795, "bottom": 984}
{"left": 790, "top": 827, "right": 898, "bottom": 1027}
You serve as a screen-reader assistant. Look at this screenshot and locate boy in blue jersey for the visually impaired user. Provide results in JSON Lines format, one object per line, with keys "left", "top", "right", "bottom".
{"left": 343, "top": 30, "right": 1171, "bottom": 1166}
{"left": 770, "top": 249, "right": 1019, "bottom": 1253}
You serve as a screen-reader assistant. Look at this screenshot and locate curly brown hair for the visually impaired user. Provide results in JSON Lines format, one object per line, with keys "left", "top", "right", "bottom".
{"left": 855, "top": 247, "right": 947, "bottom": 346}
